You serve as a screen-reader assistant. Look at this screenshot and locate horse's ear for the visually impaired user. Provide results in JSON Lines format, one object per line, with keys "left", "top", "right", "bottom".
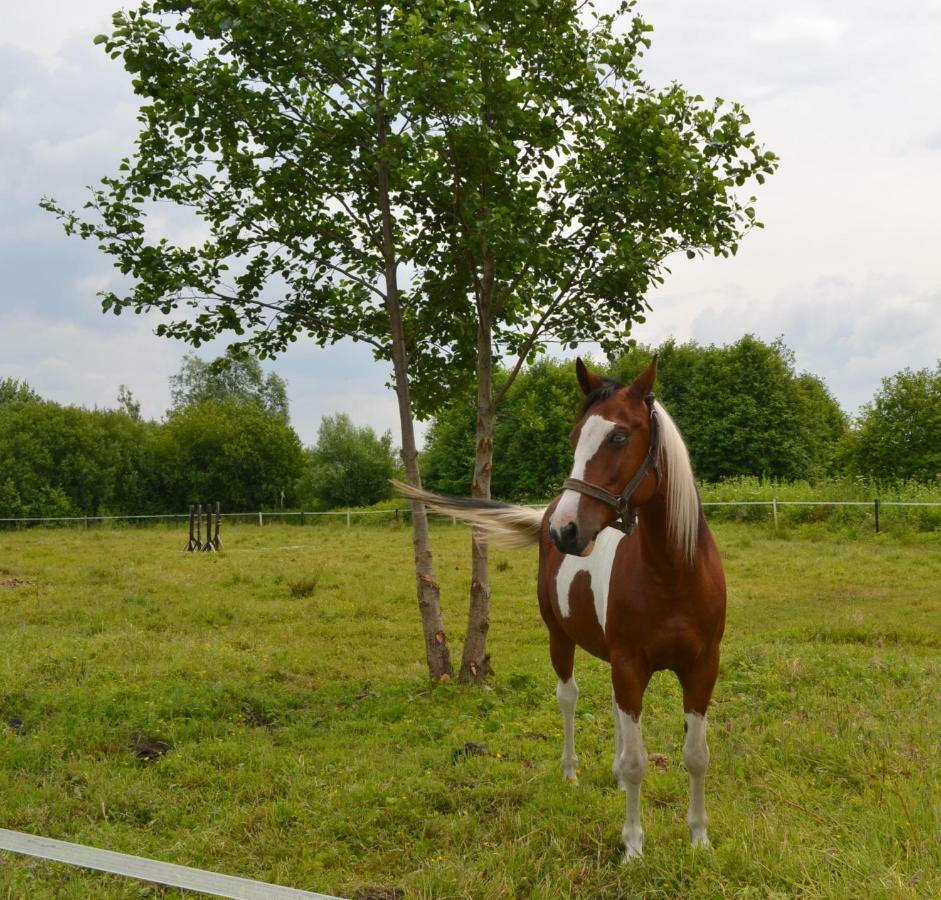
{"left": 628, "top": 355, "right": 658, "bottom": 398}
{"left": 575, "top": 358, "right": 603, "bottom": 395}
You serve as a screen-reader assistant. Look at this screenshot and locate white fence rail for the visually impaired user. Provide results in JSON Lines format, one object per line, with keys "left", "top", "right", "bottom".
{"left": 2, "top": 498, "right": 940, "bottom": 532}
{"left": 0, "top": 828, "right": 338, "bottom": 900}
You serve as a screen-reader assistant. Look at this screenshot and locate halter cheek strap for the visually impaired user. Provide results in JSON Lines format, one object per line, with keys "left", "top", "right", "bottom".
{"left": 561, "top": 393, "right": 662, "bottom": 535}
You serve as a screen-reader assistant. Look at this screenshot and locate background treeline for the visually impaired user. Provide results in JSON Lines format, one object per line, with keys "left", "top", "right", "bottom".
{"left": 422, "top": 336, "right": 941, "bottom": 499}
{"left": 2, "top": 337, "right": 939, "bottom": 519}
{"left": 0, "top": 355, "right": 399, "bottom": 518}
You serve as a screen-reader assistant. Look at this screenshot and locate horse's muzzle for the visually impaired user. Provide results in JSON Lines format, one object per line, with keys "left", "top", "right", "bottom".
{"left": 549, "top": 522, "right": 596, "bottom": 556}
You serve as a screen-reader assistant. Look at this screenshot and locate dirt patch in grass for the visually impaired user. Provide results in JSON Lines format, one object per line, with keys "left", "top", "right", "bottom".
{"left": 354, "top": 889, "right": 404, "bottom": 900}
{"left": 0, "top": 578, "right": 33, "bottom": 588}
{"left": 132, "top": 737, "right": 171, "bottom": 763}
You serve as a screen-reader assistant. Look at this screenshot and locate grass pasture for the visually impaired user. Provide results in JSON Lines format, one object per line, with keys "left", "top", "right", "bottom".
{"left": 0, "top": 521, "right": 939, "bottom": 898}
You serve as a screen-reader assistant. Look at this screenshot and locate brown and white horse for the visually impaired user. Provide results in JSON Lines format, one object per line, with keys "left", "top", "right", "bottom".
{"left": 399, "top": 357, "right": 726, "bottom": 860}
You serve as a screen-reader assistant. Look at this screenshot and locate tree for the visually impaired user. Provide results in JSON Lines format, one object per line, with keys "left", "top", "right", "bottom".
{"left": 793, "top": 373, "right": 848, "bottom": 478}
{"left": 616, "top": 337, "right": 846, "bottom": 482}
{"left": 169, "top": 352, "right": 289, "bottom": 417}
{"left": 298, "top": 413, "right": 398, "bottom": 509}
{"left": 422, "top": 358, "right": 581, "bottom": 500}
{"left": 117, "top": 384, "right": 142, "bottom": 420}
{"left": 850, "top": 364, "right": 941, "bottom": 481}
{"left": 0, "top": 400, "right": 158, "bottom": 517}
{"left": 0, "top": 378, "right": 40, "bottom": 405}
{"left": 154, "top": 398, "right": 304, "bottom": 511}
{"left": 42, "top": 0, "right": 474, "bottom": 680}
{"left": 41, "top": 1, "right": 773, "bottom": 681}
{"left": 424, "top": 337, "right": 848, "bottom": 497}
{"left": 392, "top": 0, "right": 776, "bottom": 680}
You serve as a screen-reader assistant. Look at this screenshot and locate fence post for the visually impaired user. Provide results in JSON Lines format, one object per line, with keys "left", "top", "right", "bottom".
{"left": 346, "top": 509, "right": 351, "bottom": 528}
{"left": 772, "top": 498, "right": 779, "bottom": 530}
{"left": 300, "top": 511, "right": 305, "bottom": 526}
{"left": 874, "top": 498, "right": 881, "bottom": 533}
{"left": 83, "top": 515, "right": 88, "bottom": 531}
{"left": 258, "top": 511, "right": 263, "bottom": 527}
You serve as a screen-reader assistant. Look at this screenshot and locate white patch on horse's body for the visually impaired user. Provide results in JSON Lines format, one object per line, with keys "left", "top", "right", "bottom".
{"left": 614, "top": 707, "right": 647, "bottom": 859}
{"left": 554, "top": 527, "right": 625, "bottom": 625}
{"left": 683, "top": 712, "right": 710, "bottom": 847}
{"left": 549, "top": 415, "right": 618, "bottom": 533}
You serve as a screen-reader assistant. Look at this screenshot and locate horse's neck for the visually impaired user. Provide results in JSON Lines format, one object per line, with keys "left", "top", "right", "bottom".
{"left": 636, "top": 477, "right": 692, "bottom": 572}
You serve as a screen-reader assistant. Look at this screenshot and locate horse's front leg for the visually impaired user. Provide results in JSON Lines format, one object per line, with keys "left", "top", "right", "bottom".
{"left": 556, "top": 676, "right": 578, "bottom": 782}
{"left": 611, "top": 686, "right": 624, "bottom": 789}
{"left": 611, "top": 659, "right": 650, "bottom": 860}
{"left": 681, "top": 649, "right": 719, "bottom": 849}
{"left": 549, "top": 631, "right": 578, "bottom": 783}
{"left": 683, "top": 712, "right": 710, "bottom": 847}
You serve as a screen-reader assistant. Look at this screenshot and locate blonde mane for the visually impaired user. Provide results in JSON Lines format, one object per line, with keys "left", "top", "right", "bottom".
{"left": 653, "top": 401, "right": 701, "bottom": 562}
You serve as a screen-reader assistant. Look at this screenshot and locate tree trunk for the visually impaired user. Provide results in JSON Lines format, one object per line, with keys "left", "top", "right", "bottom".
{"left": 374, "top": 7, "right": 452, "bottom": 682}
{"left": 460, "top": 251, "right": 496, "bottom": 683}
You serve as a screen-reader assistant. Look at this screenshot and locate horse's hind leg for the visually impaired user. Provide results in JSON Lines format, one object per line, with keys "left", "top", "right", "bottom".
{"left": 549, "top": 630, "right": 578, "bottom": 783}
{"left": 680, "top": 649, "right": 720, "bottom": 849}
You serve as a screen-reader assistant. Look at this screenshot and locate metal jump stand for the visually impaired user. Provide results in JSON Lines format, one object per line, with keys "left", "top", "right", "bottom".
{"left": 185, "top": 503, "right": 222, "bottom": 552}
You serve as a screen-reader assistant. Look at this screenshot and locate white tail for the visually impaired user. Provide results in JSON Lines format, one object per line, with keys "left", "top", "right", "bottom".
{"left": 393, "top": 480, "right": 544, "bottom": 549}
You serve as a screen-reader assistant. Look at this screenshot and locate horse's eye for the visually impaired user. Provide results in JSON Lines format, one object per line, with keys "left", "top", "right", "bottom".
{"left": 610, "top": 432, "right": 627, "bottom": 445}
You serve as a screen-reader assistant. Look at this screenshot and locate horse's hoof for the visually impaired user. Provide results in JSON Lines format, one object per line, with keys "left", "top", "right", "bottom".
{"left": 621, "top": 828, "right": 644, "bottom": 861}
{"left": 690, "top": 830, "right": 711, "bottom": 849}
{"left": 562, "top": 756, "right": 578, "bottom": 783}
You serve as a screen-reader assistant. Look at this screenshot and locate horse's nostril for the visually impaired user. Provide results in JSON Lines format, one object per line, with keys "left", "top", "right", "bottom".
{"left": 561, "top": 522, "right": 578, "bottom": 544}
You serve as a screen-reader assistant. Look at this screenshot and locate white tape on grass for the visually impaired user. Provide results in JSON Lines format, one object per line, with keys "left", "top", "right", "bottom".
{"left": 0, "top": 828, "right": 344, "bottom": 900}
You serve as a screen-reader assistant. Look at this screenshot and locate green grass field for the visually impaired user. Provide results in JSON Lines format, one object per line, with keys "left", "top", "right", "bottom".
{"left": 0, "top": 521, "right": 939, "bottom": 898}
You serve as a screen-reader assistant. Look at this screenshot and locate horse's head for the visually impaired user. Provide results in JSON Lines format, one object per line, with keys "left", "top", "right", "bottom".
{"left": 548, "top": 357, "right": 660, "bottom": 556}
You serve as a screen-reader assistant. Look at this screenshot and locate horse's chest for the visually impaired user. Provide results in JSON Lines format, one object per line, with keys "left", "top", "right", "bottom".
{"left": 551, "top": 529, "right": 625, "bottom": 653}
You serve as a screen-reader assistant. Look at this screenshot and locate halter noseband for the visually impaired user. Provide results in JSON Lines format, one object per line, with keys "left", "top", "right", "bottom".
{"left": 561, "top": 393, "right": 662, "bottom": 535}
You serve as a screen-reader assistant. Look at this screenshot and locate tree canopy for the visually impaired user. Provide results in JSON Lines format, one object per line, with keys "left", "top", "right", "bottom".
{"left": 0, "top": 377, "right": 303, "bottom": 519}
{"left": 0, "top": 378, "right": 41, "bottom": 406}
{"left": 39, "top": 0, "right": 774, "bottom": 681}
{"left": 850, "top": 363, "right": 941, "bottom": 481}
{"left": 618, "top": 337, "right": 848, "bottom": 482}
{"left": 0, "top": 399, "right": 159, "bottom": 517}
{"left": 169, "top": 353, "right": 289, "bottom": 417}
{"left": 422, "top": 337, "right": 849, "bottom": 498}
{"left": 297, "top": 413, "right": 399, "bottom": 509}
{"left": 156, "top": 397, "right": 303, "bottom": 510}
{"left": 41, "top": 0, "right": 776, "bottom": 415}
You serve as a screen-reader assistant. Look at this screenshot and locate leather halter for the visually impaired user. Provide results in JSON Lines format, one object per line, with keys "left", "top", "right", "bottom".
{"left": 561, "top": 393, "right": 662, "bottom": 535}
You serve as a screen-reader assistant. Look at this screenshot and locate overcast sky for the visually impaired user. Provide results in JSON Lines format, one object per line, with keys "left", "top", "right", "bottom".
{"left": 2, "top": 1, "right": 939, "bottom": 445}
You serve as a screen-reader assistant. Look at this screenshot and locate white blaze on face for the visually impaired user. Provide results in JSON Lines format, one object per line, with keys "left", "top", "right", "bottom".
{"left": 549, "top": 414, "right": 617, "bottom": 536}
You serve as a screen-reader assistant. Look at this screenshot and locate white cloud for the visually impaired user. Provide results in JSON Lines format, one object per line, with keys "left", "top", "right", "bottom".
{"left": 633, "top": 274, "right": 941, "bottom": 415}
{"left": 751, "top": 15, "right": 847, "bottom": 46}
{"left": 1, "top": 0, "right": 939, "bottom": 452}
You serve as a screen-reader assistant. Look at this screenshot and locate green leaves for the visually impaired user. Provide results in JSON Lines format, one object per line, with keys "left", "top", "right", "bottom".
{"left": 44, "top": 0, "right": 776, "bottom": 428}
{"left": 298, "top": 413, "right": 399, "bottom": 509}
{"left": 851, "top": 364, "right": 941, "bottom": 481}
